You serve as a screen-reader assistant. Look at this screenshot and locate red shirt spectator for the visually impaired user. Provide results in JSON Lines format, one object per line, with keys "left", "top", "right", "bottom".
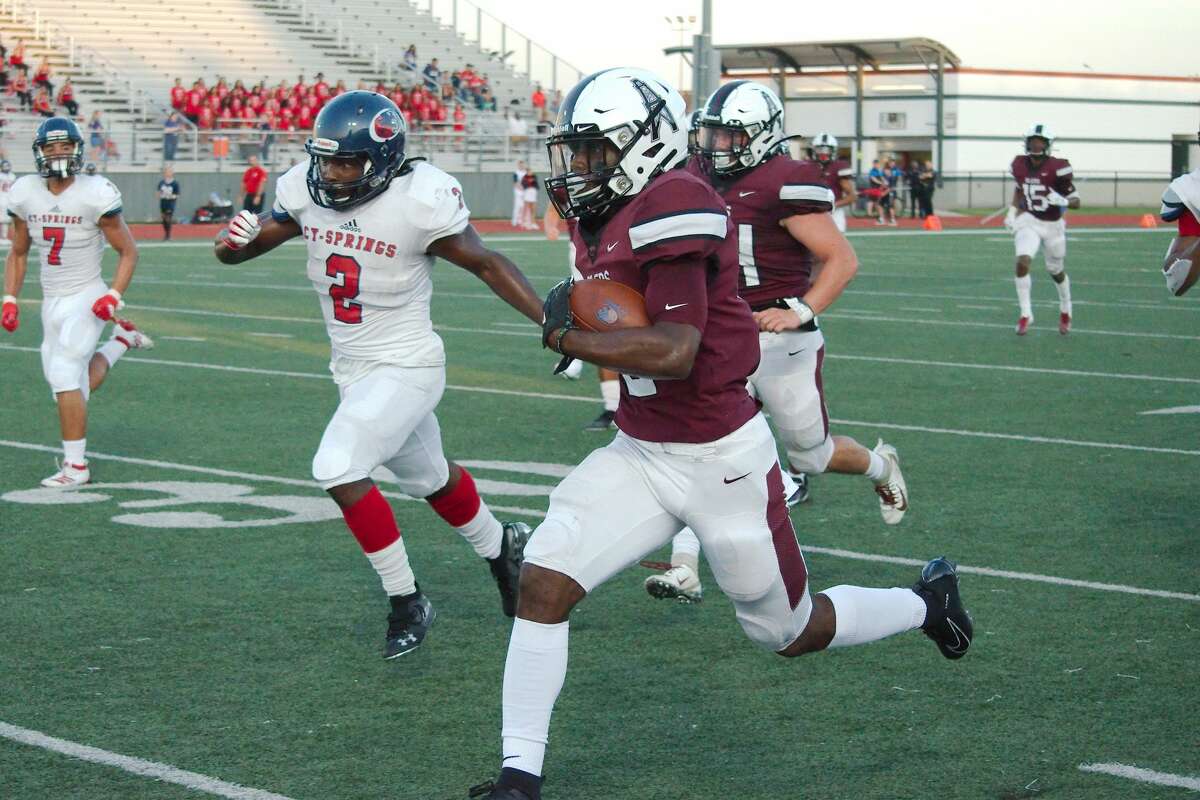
{"left": 207, "top": 93, "right": 221, "bottom": 112}
{"left": 198, "top": 106, "right": 215, "bottom": 129}
{"left": 240, "top": 106, "right": 256, "bottom": 124}
{"left": 277, "top": 106, "right": 295, "bottom": 130}
{"left": 297, "top": 102, "right": 314, "bottom": 129}
{"left": 9, "top": 39, "right": 25, "bottom": 68}
{"left": 170, "top": 80, "right": 186, "bottom": 110}
{"left": 215, "top": 81, "right": 229, "bottom": 102}
{"left": 217, "top": 106, "right": 234, "bottom": 128}
{"left": 390, "top": 87, "right": 407, "bottom": 110}
{"left": 274, "top": 82, "right": 289, "bottom": 104}
{"left": 32, "top": 91, "right": 52, "bottom": 115}
{"left": 242, "top": 163, "right": 267, "bottom": 197}
{"left": 315, "top": 79, "right": 330, "bottom": 100}
{"left": 452, "top": 104, "right": 466, "bottom": 131}
{"left": 249, "top": 93, "right": 266, "bottom": 114}
{"left": 531, "top": 87, "right": 545, "bottom": 111}
{"left": 292, "top": 78, "right": 306, "bottom": 98}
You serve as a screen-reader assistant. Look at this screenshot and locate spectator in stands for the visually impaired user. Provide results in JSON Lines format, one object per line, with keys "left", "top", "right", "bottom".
{"left": 531, "top": 83, "right": 546, "bottom": 124}
{"left": 315, "top": 73, "right": 330, "bottom": 104}
{"left": 441, "top": 79, "right": 454, "bottom": 105}
{"left": 333, "top": 79, "right": 347, "bottom": 97}
{"left": 423, "top": 58, "right": 441, "bottom": 93}
{"left": 32, "top": 87, "right": 53, "bottom": 118}
{"left": 293, "top": 74, "right": 307, "bottom": 99}
{"left": 520, "top": 170, "right": 538, "bottom": 230}
{"left": 56, "top": 79, "right": 77, "bottom": 117}
{"left": 170, "top": 77, "right": 186, "bottom": 112}
{"left": 506, "top": 108, "right": 528, "bottom": 146}
{"left": 241, "top": 154, "right": 267, "bottom": 214}
{"left": 32, "top": 55, "right": 52, "bottom": 97}
{"left": 918, "top": 160, "right": 936, "bottom": 218}
{"left": 85, "top": 110, "right": 104, "bottom": 160}
{"left": 403, "top": 45, "right": 417, "bottom": 72}
{"left": 452, "top": 102, "right": 465, "bottom": 143}
{"left": 184, "top": 80, "right": 203, "bottom": 124}
{"left": 549, "top": 89, "right": 562, "bottom": 117}
{"left": 9, "top": 38, "right": 25, "bottom": 70}
{"left": 511, "top": 160, "right": 526, "bottom": 227}
{"left": 12, "top": 67, "right": 31, "bottom": 111}
{"left": 257, "top": 116, "right": 273, "bottom": 162}
{"left": 162, "top": 111, "right": 183, "bottom": 162}
{"left": 479, "top": 83, "right": 496, "bottom": 112}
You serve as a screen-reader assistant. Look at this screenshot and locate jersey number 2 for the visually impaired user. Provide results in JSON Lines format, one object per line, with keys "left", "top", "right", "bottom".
{"left": 43, "top": 227, "right": 65, "bottom": 266}
{"left": 325, "top": 254, "right": 363, "bottom": 324}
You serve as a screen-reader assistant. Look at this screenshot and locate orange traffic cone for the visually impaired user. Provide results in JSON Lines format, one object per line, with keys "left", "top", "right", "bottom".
{"left": 922, "top": 215, "right": 943, "bottom": 231}
{"left": 1140, "top": 213, "right": 1158, "bottom": 228}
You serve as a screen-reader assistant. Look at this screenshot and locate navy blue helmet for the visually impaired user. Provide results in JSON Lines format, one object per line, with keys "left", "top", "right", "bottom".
{"left": 304, "top": 91, "right": 406, "bottom": 210}
{"left": 33, "top": 117, "right": 84, "bottom": 178}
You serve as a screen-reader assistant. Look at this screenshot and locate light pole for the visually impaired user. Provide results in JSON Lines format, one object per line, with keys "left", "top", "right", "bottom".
{"left": 664, "top": 15, "right": 696, "bottom": 93}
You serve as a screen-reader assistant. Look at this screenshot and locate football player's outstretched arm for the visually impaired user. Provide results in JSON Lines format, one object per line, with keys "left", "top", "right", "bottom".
{"left": 754, "top": 212, "right": 857, "bottom": 332}
{"left": 2, "top": 215, "right": 30, "bottom": 332}
{"left": 98, "top": 212, "right": 138, "bottom": 294}
{"left": 214, "top": 212, "right": 301, "bottom": 265}
{"left": 429, "top": 224, "right": 543, "bottom": 323}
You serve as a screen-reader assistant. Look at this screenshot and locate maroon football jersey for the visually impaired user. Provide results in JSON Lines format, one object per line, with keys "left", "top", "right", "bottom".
{"left": 813, "top": 158, "right": 853, "bottom": 202}
{"left": 1010, "top": 155, "right": 1075, "bottom": 222}
{"left": 569, "top": 168, "right": 760, "bottom": 444}
{"left": 694, "top": 155, "right": 834, "bottom": 306}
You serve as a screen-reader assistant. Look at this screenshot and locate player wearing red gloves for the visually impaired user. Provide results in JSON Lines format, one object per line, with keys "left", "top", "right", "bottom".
{"left": 2, "top": 117, "right": 152, "bottom": 487}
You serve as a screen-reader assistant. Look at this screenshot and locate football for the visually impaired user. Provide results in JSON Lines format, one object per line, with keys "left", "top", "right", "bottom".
{"left": 570, "top": 278, "right": 652, "bottom": 332}
{"left": 1167, "top": 257, "right": 1200, "bottom": 297}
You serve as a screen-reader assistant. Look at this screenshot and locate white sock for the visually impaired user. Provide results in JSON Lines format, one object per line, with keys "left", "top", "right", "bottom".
{"left": 62, "top": 438, "right": 86, "bottom": 467}
{"left": 600, "top": 380, "right": 620, "bottom": 413}
{"left": 1015, "top": 274, "right": 1032, "bottom": 318}
{"left": 864, "top": 449, "right": 887, "bottom": 482}
{"left": 502, "top": 618, "right": 569, "bottom": 778}
{"left": 366, "top": 538, "right": 417, "bottom": 597}
{"left": 97, "top": 338, "right": 127, "bottom": 367}
{"left": 670, "top": 528, "right": 701, "bottom": 573}
{"left": 458, "top": 503, "right": 503, "bottom": 560}
{"left": 822, "top": 585, "right": 927, "bottom": 648}
{"left": 1054, "top": 274, "right": 1072, "bottom": 316}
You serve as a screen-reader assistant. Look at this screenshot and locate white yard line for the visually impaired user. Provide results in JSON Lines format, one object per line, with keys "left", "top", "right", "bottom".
{"left": 1, "top": 438, "right": 1195, "bottom": 602}
{"left": 1078, "top": 762, "right": 1200, "bottom": 792}
{"left": 822, "top": 310, "right": 1200, "bottom": 341}
{"left": 0, "top": 721, "right": 297, "bottom": 800}
{"left": 247, "top": 332, "right": 294, "bottom": 339}
{"left": 2, "top": 345, "right": 1196, "bottom": 452}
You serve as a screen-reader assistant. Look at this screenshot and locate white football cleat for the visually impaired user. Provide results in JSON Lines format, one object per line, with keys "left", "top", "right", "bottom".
{"left": 872, "top": 439, "right": 908, "bottom": 525}
{"left": 41, "top": 461, "right": 90, "bottom": 488}
{"left": 113, "top": 318, "right": 154, "bottom": 350}
{"left": 558, "top": 358, "right": 583, "bottom": 380}
{"left": 644, "top": 564, "right": 703, "bottom": 604}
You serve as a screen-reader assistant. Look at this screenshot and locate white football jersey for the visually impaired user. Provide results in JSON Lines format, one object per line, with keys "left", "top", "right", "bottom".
{"left": 0, "top": 171, "right": 18, "bottom": 213}
{"left": 272, "top": 161, "right": 470, "bottom": 382}
{"left": 8, "top": 174, "right": 122, "bottom": 297}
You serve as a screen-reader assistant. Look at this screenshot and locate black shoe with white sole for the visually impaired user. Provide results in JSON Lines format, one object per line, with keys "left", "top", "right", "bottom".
{"left": 384, "top": 587, "right": 435, "bottom": 660}
{"left": 912, "top": 557, "right": 973, "bottom": 660}
{"left": 787, "top": 471, "right": 810, "bottom": 506}
{"left": 488, "top": 521, "right": 532, "bottom": 618}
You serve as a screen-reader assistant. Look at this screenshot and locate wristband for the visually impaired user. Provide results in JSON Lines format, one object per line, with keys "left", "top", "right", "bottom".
{"left": 783, "top": 297, "right": 816, "bottom": 325}
{"left": 106, "top": 289, "right": 122, "bottom": 302}
{"left": 2, "top": 294, "right": 15, "bottom": 305}
{"left": 553, "top": 326, "right": 572, "bottom": 354}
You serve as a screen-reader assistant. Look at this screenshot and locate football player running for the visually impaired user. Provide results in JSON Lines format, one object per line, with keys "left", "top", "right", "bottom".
{"left": 646, "top": 81, "right": 908, "bottom": 603}
{"left": 1006, "top": 124, "right": 1080, "bottom": 334}
{"left": 471, "top": 69, "right": 972, "bottom": 800}
{"left": 213, "top": 92, "right": 544, "bottom": 660}
{"left": 1159, "top": 128, "right": 1200, "bottom": 297}
{"left": 2, "top": 117, "right": 152, "bottom": 488}
{"left": 809, "top": 133, "right": 856, "bottom": 233}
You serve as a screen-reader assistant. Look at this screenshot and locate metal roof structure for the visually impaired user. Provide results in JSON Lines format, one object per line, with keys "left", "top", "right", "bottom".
{"left": 711, "top": 38, "right": 960, "bottom": 73}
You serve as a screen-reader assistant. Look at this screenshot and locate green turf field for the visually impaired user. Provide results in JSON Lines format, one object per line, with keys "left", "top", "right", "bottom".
{"left": 1, "top": 228, "right": 1197, "bottom": 800}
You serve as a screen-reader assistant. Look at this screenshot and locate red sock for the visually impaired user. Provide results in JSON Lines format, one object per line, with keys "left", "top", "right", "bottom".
{"left": 342, "top": 486, "right": 401, "bottom": 554}
{"left": 427, "top": 467, "right": 482, "bottom": 527}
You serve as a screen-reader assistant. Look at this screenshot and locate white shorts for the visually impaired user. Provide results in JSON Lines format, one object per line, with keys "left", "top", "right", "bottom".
{"left": 747, "top": 326, "right": 833, "bottom": 475}
{"left": 524, "top": 413, "right": 813, "bottom": 652}
{"left": 40, "top": 278, "right": 107, "bottom": 399}
{"left": 523, "top": 187, "right": 537, "bottom": 203}
{"left": 1014, "top": 215, "right": 1067, "bottom": 268}
{"left": 311, "top": 363, "right": 450, "bottom": 496}
{"left": 831, "top": 206, "right": 846, "bottom": 233}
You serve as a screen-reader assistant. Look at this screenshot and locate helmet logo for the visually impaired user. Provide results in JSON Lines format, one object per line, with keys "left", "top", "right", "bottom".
{"left": 370, "top": 108, "right": 402, "bottom": 143}
{"left": 630, "top": 77, "right": 678, "bottom": 142}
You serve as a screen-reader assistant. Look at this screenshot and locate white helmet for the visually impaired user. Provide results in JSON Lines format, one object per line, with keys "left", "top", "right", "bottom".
{"left": 810, "top": 132, "right": 838, "bottom": 163}
{"left": 695, "top": 80, "right": 785, "bottom": 174}
{"left": 544, "top": 67, "right": 688, "bottom": 220}
{"left": 1024, "top": 123, "right": 1054, "bottom": 157}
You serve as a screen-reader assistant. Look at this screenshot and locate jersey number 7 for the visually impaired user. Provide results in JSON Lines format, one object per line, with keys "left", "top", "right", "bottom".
{"left": 325, "top": 254, "right": 363, "bottom": 324}
{"left": 43, "top": 226, "right": 66, "bottom": 266}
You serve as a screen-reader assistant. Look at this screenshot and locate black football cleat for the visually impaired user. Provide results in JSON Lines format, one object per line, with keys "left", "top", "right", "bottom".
{"left": 383, "top": 587, "right": 435, "bottom": 660}
{"left": 489, "top": 521, "right": 532, "bottom": 617}
{"left": 787, "top": 471, "right": 811, "bottom": 507}
{"left": 912, "top": 557, "right": 973, "bottom": 660}
{"left": 467, "top": 781, "right": 535, "bottom": 800}
{"left": 583, "top": 409, "right": 616, "bottom": 432}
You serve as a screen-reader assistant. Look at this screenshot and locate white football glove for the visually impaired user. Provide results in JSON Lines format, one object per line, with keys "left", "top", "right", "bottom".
{"left": 224, "top": 210, "right": 262, "bottom": 250}
{"left": 1045, "top": 189, "right": 1070, "bottom": 207}
{"left": 1003, "top": 206, "right": 1018, "bottom": 231}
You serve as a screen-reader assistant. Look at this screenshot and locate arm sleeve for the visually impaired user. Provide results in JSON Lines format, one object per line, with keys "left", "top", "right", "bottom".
{"left": 642, "top": 257, "right": 709, "bottom": 333}
{"left": 418, "top": 173, "right": 471, "bottom": 252}
{"left": 93, "top": 179, "right": 123, "bottom": 220}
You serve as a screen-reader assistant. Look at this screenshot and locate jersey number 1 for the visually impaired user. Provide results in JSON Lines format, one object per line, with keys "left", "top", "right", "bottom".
{"left": 325, "top": 254, "right": 363, "bottom": 324}
{"left": 43, "top": 226, "right": 65, "bottom": 266}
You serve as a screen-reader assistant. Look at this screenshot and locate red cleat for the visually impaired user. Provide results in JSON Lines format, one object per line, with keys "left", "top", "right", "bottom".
{"left": 1015, "top": 316, "right": 1031, "bottom": 336}
{"left": 1059, "top": 312, "right": 1071, "bottom": 335}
